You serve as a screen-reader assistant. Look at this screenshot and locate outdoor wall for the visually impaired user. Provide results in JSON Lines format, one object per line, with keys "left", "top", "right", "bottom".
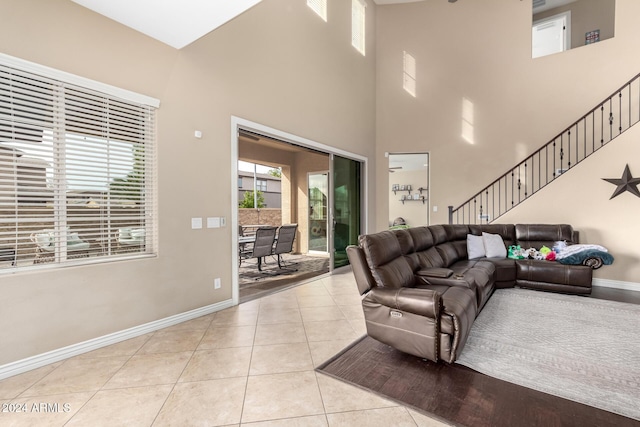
{"left": 375, "top": 0, "right": 640, "bottom": 283}
{"left": 0, "top": 0, "right": 376, "bottom": 366}
{"left": 238, "top": 209, "right": 282, "bottom": 228}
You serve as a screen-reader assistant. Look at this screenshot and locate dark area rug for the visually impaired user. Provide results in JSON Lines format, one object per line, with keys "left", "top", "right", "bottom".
{"left": 316, "top": 335, "right": 640, "bottom": 427}
{"left": 239, "top": 254, "right": 329, "bottom": 302}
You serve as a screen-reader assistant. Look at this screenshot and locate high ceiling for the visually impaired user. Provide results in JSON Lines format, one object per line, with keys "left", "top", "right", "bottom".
{"left": 71, "top": 0, "right": 424, "bottom": 49}
{"left": 71, "top": 0, "right": 263, "bottom": 49}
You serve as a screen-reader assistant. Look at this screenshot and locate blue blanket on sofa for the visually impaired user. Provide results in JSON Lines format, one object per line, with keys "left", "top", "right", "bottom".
{"left": 556, "top": 249, "right": 614, "bottom": 268}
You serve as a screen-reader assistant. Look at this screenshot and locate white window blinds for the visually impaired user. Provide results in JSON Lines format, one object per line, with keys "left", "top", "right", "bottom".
{"left": 352, "top": 0, "right": 366, "bottom": 56}
{"left": 0, "top": 56, "right": 157, "bottom": 270}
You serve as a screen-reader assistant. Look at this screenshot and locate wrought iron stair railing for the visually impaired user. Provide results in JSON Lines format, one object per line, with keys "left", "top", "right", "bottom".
{"left": 448, "top": 72, "right": 640, "bottom": 225}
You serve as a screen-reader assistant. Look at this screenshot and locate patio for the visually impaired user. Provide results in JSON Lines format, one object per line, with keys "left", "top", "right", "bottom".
{"left": 239, "top": 252, "right": 330, "bottom": 303}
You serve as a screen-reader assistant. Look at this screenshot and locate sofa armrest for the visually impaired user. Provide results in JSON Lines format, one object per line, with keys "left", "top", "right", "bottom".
{"left": 367, "top": 287, "right": 440, "bottom": 319}
{"left": 416, "top": 267, "right": 454, "bottom": 278}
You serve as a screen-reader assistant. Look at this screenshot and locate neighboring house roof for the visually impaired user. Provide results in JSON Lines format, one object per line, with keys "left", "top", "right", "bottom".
{"left": 238, "top": 171, "right": 281, "bottom": 181}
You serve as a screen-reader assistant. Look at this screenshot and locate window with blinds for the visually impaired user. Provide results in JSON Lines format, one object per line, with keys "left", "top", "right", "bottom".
{"left": 0, "top": 57, "right": 157, "bottom": 270}
{"left": 307, "top": 0, "right": 327, "bottom": 21}
{"left": 352, "top": 0, "right": 366, "bottom": 56}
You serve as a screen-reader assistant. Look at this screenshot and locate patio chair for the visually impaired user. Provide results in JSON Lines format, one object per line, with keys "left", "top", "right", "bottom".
{"left": 31, "top": 230, "right": 91, "bottom": 263}
{"left": 117, "top": 227, "right": 145, "bottom": 252}
{"left": 242, "top": 226, "right": 277, "bottom": 272}
{"left": 273, "top": 224, "right": 298, "bottom": 270}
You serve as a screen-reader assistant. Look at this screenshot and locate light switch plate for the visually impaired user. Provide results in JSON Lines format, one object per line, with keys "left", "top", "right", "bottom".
{"left": 207, "top": 217, "right": 220, "bottom": 228}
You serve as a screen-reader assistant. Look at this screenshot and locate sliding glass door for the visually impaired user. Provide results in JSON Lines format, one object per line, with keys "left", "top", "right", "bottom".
{"left": 308, "top": 172, "right": 329, "bottom": 254}
{"left": 332, "top": 155, "right": 361, "bottom": 269}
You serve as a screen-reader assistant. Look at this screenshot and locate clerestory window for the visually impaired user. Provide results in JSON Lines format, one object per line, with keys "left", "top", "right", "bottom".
{"left": 352, "top": 0, "right": 366, "bottom": 55}
{"left": 307, "top": 0, "right": 327, "bottom": 21}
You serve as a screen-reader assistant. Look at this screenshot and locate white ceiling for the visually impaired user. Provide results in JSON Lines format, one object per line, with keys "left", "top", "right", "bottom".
{"left": 71, "top": 0, "right": 423, "bottom": 50}
{"left": 71, "top": 0, "right": 263, "bottom": 49}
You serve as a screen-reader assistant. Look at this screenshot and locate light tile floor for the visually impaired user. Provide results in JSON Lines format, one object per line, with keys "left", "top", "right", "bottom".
{"left": 0, "top": 270, "right": 450, "bottom": 427}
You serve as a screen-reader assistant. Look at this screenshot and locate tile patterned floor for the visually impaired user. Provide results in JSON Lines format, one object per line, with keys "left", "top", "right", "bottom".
{"left": 0, "top": 270, "right": 450, "bottom": 427}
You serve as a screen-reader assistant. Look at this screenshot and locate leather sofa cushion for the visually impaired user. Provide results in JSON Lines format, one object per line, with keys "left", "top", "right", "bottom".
{"left": 416, "top": 246, "right": 445, "bottom": 269}
{"left": 443, "top": 224, "right": 470, "bottom": 241}
{"left": 450, "top": 260, "right": 496, "bottom": 309}
{"left": 482, "top": 257, "right": 517, "bottom": 282}
{"left": 429, "top": 225, "right": 448, "bottom": 245}
{"left": 415, "top": 272, "right": 480, "bottom": 311}
{"left": 363, "top": 294, "right": 439, "bottom": 362}
{"left": 408, "top": 227, "right": 435, "bottom": 251}
{"left": 436, "top": 242, "right": 461, "bottom": 266}
{"left": 360, "top": 231, "right": 415, "bottom": 289}
{"left": 346, "top": 246, "right": 376, "bottom": 296}
{"left": 367, "top": 287, "right": 440, "bottom": 319}
{"left": 516, "top": 259, "right": 592, "bottom": 288}
{"left": 393, "top": 229, "right": 422, "bottom": 272}
{"left": 438, "top": 286, "right": 477, "bottom": 363}
{"left": 359, "top": 231, "right": 401, "bottom": 267}
{"left": 515, "top": 224, "right": 576, "bottom": 249}
{"left": 393, "top": 229, "right": 414, "bottom": 254}
{"left": 417, "top": 267, "right": 454, "bottom": 278}
{"left": 469, "top": 224, "right": 516, "bottom": 247}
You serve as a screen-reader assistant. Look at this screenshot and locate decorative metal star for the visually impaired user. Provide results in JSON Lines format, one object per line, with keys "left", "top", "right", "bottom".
{"left": 602, "top": 164, "right": 640, "bottom": 199}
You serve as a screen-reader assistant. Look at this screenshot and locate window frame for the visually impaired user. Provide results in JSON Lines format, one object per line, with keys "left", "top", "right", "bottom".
{"left": 0, "top": 53, "right": 159, "bottom": 272}
{"left": 352, "top": 0, "right": 366, "bottom": 56}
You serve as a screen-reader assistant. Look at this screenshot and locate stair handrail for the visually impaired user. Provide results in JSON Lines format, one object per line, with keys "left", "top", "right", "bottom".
{"left": 449, "top": 71, "right": 640, "bottom": 224}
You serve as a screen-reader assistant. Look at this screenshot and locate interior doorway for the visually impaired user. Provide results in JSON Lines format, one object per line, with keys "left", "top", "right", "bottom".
{"left": 388, "top": 153, "right": 429, "bottom": 228}
{"left": 532, "top": 11, "right": 571, "bottom": 58}
{"left": 231, "top": 117, "right": 366, "bottom": 304}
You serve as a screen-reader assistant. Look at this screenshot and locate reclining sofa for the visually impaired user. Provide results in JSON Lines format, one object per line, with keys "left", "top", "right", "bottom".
{"left": 346, "top": 224, "right": 595, "bottom": 364}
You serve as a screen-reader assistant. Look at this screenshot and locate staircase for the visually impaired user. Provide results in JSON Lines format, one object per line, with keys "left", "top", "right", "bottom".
{"left": 448, "top": 72, "right": 640, "bottom": 225}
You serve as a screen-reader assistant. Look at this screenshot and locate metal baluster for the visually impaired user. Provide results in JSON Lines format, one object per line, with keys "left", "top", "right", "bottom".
{"left": 553, "top": 140, "right": 556, "bottom": 179}
{"left": 609, "top": 97, "right": 613, "bottom": 142}
{"left": 560, "top": 134, "right": 564, "bottom": 174}
{"left": 629, "top": 84, "right": 632, "bottom": 129}
{"left": 601, "top": 104, "right": 604, "bottom": 146}
{"left": 567, "top": 129, "right": 571, "bottom": 169}
{"left": 511, "top": 171, "right": 514, "bottom": 208}
{"left": 619, "top": 91, "right": 623, "bottom": 134}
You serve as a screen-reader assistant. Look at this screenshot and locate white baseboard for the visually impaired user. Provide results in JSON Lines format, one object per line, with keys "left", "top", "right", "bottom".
{"left": 592, "top": 278, "right": 640, "bottom": 292}
{"left": 0, "top": 299, "right": 234, "bottom": 381}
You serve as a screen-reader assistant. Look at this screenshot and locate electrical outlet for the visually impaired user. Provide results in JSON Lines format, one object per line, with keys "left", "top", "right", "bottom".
{"left": 214, "top": 278, "right": 221, "bottom": 289}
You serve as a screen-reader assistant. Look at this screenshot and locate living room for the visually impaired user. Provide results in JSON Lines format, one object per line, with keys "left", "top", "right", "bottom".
{"left": 0, "top": 0, "right": 639, "bottom": 425}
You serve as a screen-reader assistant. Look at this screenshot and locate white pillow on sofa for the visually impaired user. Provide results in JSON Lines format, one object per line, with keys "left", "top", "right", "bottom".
{"left": 482, "top": 232, "right": 507, "bottom": 258}
{"left": 466, "top": 234, "right": 485, "bottom": 259}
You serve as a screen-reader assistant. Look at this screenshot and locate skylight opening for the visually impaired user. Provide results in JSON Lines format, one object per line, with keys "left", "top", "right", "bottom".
{"left": 403, "top": 51, "right": 416, "bottom": 97}
{"left": 352, "top": 0, "right": 366, "bottom": 56}
{"left": 307, "top": 0, "right": 327, "bottom": 22}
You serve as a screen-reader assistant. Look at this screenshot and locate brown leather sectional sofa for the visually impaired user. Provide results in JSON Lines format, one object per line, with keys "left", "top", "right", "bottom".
{"left": 346, "top": 224, "right": 594, "bottom": 364}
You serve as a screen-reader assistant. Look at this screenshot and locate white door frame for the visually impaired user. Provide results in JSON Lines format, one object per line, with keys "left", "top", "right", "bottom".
{"left": 230, "top": 116, "right": 368, "bottom": 305}
{"left": 532, "top": 11, "right": 571, "bottom": 58}
{"left": 307, "top": 170, "right": 330, "bottom": 256}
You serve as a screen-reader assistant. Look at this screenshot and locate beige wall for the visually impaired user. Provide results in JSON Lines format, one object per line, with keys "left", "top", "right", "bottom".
{"left": 497, "top": 124, "right": 640, "bottom": 283}
{"left": 376, "top": 0, "right": 640, "bottom": 282}
{"left": 0, "top": 0, "right": 376, "bottom": 365}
